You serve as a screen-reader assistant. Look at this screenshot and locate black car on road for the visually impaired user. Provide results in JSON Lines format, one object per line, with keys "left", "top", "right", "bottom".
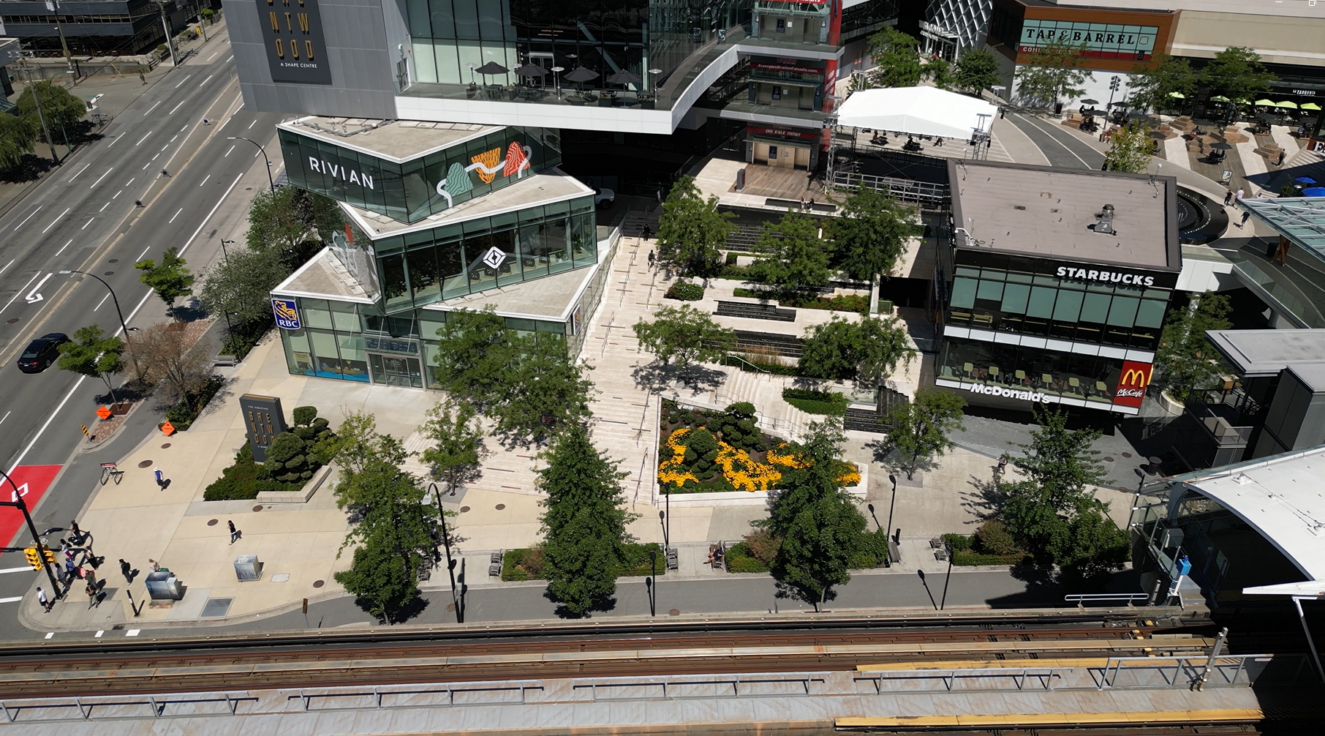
{"left": 17, "top": 333, "right": 70, "bottom": 373}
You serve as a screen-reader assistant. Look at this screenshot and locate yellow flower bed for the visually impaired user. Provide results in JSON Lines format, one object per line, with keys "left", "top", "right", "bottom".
{"left": 715, "top": 442, "right": 781, "bottom": 492}
{"left": 658, "top": 428, "right": 698, "bottom": 488}
{"left": 658, "top": 431, "right": 857, "bottom": 492}
{"left": 768, "top": 443, "right": 860, "bottom": 486}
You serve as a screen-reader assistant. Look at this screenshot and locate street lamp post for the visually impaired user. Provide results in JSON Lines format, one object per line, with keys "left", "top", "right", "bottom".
{"left": 19, "top": 62, "right": 59, "bottom": 165}
{"left": 0, "top": 468, "right": 63, "bottom": 599}
{"left": 429, "top": 482, "right": 462, "bottom": 624}
{"left": 47, "top": 0, "right": 75, "bottom": 75}
{"left": 939, "top": 539, "right": 954, "bottom": 610}
{"left": 60, "top": 269, "right": 139, "bottom": 378}
{"left": 155, "top": 0, "right": 178, "bottom": 69}
{"left": 219, "top": 238, "right": 235, "bottom": 263}
{"left": 646, "top": 549, "right": 657, "bottom": 617}
{"left": 227, "top": 137, "right": 275, "bottom": 191}
{"left": 886, "top": 473, "right": 898, "bottom": 542}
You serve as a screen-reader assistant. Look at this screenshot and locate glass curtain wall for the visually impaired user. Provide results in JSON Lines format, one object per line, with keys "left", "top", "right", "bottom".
{"left": 406, "top": 0, "right": 520, "bottom": 85}
{"left": 750, "top": 0, "right": 829, "bottom": 45}
{"left": 371, "top": 197, "right": 597, "bottom": 314}
{"left": 939, "top": 338, "right": 1123, "bottom": 407}
{"left": 945, "top": 262, "right": 1172, "bottom": 350}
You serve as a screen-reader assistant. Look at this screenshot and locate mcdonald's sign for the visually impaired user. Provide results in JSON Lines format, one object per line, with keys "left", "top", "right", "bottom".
{"left": 1114, "top": 360, "right": 1153, "bottom": 408}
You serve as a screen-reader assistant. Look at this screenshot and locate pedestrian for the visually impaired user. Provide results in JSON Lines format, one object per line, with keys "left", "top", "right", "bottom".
{"left": 134, "top": 199, "right": 144, "bottom": 207}
{"left": 1238, "top": 210, "right": 1251, "bottom": 228}
{"left": 85, "top": 569, "right": 97, "bottom": 588}
{"left": 228, "top": 520, "right": 240, "bottom": 544}
{"left": 202, "top": 117, "right": 210, "bottom": 126}
{"left": 997, "top": 455, "right": 1008, "bottom": 475}
{"left": 161, "top": 168, "right": 169, "bottom": 177}
{"left": 1224, "top": 190, "right": 1234, "bottom": 207}
{"left": 1277, "top": 149, "right": 1286, "bottom": 166}
{"left": 37, "top": 587, "right": 52, "bottom": 613}
{"left": 647, "top": 249, "right": 655, "bottom": 268}
{"left": 154, "top": 467, "right": 165, "bottom": 490}
{"left": 70, "top": 520, "right": 81, "bottom": 538}
{"left": 1235, "top": 188, "right": 1245, "bottom": 206}
{"left": 64, "top": 558, "right": 76, "bottom": 579}
{"left": 139, "top": 71, "right": 146, "bottom": 85}
{"left": 119, "top": 559, "right": 132, "bottom": 583}
{"left": 86, "top": 581, "right": 98, "bottom": 609}
{"left": 149, "top": 559, "right": 160, "bottom": 573}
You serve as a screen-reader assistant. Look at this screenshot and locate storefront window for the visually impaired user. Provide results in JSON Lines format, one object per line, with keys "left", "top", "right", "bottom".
{"left": 310, "top": 330, "right": 342, "bottom": 379}
{"left": 381, "top": 253, "right": 412, "bottom": 313}
{"left": 337, "top": 334, "right": 370, "bottom": 382}
{"left": 407, "top": 244, "right": 442, "bottom": 306}
{"left": 466, "top": 232, "right": 498, "bottom": 292}
{"left": 940, "top": 338, "right": 1122, "bottom": 405}
{"left": 303, "top": 298, "right": 334, "bottom": 329}
{"left": 440, "top": 240, "right": 468, "bottom": 298}
{"left": 283, "top": 328, "right": 315, "bottom": 376}
{"left": 331, "top": 301, "right": 360, "bottom": 332}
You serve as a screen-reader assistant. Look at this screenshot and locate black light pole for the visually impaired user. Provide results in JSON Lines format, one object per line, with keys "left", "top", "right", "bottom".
{"left": 60, "top": 269, "right": 139, "bottom": 379}
{"left": 219, "top": 238, "right": 235, "bottom": 264}
{"left": 228, "top": 136, "right": 275, "bottom": 192}
{"left": 886, "top": 474, "right": 898, "bottom": 542}
{"left": 0, "top": 468, "right": 62, "bottom": 598}
{"left": 429, "top": 482, "right": 461, "bottom": 624}
{"left": 659, "top": 509, "right": 668, "bottom": 549}
{"left": 939, "top": 539, "right": 954, "bottom": 610}
{"left": 646, "top": 549, "right": 657, "bottom": 617}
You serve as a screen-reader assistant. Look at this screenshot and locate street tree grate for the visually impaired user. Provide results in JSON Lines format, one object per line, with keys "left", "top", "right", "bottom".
{"left": 201, "top": 598, "right": 233, "bottom": 617}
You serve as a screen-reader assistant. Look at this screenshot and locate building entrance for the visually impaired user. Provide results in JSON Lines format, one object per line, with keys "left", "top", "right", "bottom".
{"left": 369, "top": 354, "right": 424, "bottom": 388}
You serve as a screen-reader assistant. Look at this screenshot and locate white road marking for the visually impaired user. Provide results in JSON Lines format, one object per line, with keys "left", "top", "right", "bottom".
{"left": 170, "top": 135, "right": 178, "bottom": 143}
{"left": 169, "top": 207, "right": 182, "bottom": 222}
{"left": 99, "top": 201, "right": 111, "bottom": 212}
{"left": 89, "top": 168, "right": 113, "bottom": 189}
{"left": 45, "top": 633, "right": 53, "bottom": 639}
{"left": 0, "top": 411, "right": 9, "bottom": 425}
{"left": 207, "top": 52, "right": 219, "bottom": 62}
{"left": 226, "top": 55, "right": 234, "bottom": 63}
{"left": 168, "top": 100, "right": 186, "bottom": 115}
{"left": 0, "top": 272, "right": 41, "bottom": 315}
{"left": 68, "top": 163, "right": 90, "bottom": 182}
{"left": 200, "top": 73, "right": 214, "bottom": 86}
{"left": 135, "top": 131, "right": 151, "bottom": 146}
{"left": 41, "top": 207, "right": 70, "bottom": 233}
{"left": 54, "top": 239, "right": 72, "bottom": 256}
{"left": 93, "top": 293, "right": 111, "bottom": 312}
{"left": 150, "top": 154, "right": 159, "bottom": 162}
{"left": 175, "top": 75, "right": 189, "bottom": 88}
{"left": 12, "top": 206, "right": 42, "bottom": 232}
{"left": 0, "top": 259, "right": 12, "bottom": 276}
{"left": 199, "top": 174, "right": 211, "bottom": 187}
{"left": 125, "top": 630, "right": 139, "bottom": 637}
{"left": 248, "top": 120, "right": 256, "bottom": 129}
{"left": 137, "top": 246, "right": 151, "bottom": 260}
{"left": 24, "top": 273, "right": 52, "bottom": 304}
{"left": 0, "top": 597, "right": 23, "bottom": 604}
{"left": 125, "top": 177, "right": 135, "bottom": 187}
{"left": 81, "top": 218, "right": 95, "bottom": 230}
{"left": 161, "top": 144, "right": 169, "bottom": 151}
{"left": 113, "top": 190, "right": 122, "bottom": 199}
{"left": 144, "top": 100, "right": 161, "bottom": 116}
{"left": 7, "top": 374, "right": 86, "bottom": 472}
{"left": 224, "top": 145, "right": 235, "bottom": 157}
{"left": 107, "top": 135, "right": 120, "bottom": 148}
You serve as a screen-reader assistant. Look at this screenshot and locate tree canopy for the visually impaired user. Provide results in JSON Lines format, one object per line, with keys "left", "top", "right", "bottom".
{"left": 1202, "top": 47, "right": 1276, "bottom": 109}
{"left": 1014, "top": 38, "right": 1090, "bottom": 106}
{"left": 0, "top": 114, "right": 37, "bottom": 169}
{"left": 633, "top": 304, "right": 736, "bottom": 369}
{"left": 245, "top": 186, "right": 345, "bottom": 268}
{"left": 135, "top": 246, "right": 194, "bottom": 320}
{"left": 655, "top": 175, "right": 735, "bottom": 280}
{"left": 798, "top": 315, "right": 915, "bottom": 389}
{"left": 952, "top": 47, "right": 1003, "bottom": 95}
{"left": 746, "top": 210, "right": 831, "bottom": 290}
{"left": 883, "top": 389, "right": 966, "bottom": 480}
{"left": 420, "top": 400, "right": 486, "bottom": 497}
{"left": 1156, "top": 292, "right": 1232, "bottom": 403}
{"left": 57, "top": 325, "right": 124, "bottom": 404}
{"left": 1128, "top": 55, "right": 1197, "bottom": 113}
{"left": 828, "top": 188, "right": 922, "bottom": 283}
{"left": 199, "top": 246, "right": 291, "bottom": 330}
{"left": 1103, "top": 121, "right": 1152, "bottom": 174}
{"left": 862, "top": 28, "right": 923, "bottom": 89}
{"left": 16, "top": 80, "right": 85, "bottom": 146}
{"left": 538, "top": 424, "right": 635, "bottom": 616}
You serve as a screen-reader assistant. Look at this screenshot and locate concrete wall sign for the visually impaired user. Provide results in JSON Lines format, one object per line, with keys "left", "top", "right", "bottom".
{"left": 257, "top": 0, "right": 332, "bottom": 85}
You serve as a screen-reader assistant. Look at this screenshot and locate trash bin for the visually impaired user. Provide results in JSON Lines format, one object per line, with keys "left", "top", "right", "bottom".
{"left": 234, "top": 555, "right": 263, "bottom": 581}
{"left": 144, "top": 571, "right": 184, "bottom": 600}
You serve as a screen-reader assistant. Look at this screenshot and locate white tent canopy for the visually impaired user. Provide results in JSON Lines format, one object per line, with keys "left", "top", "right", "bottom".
{"left": 834, "top": 86, "right": 999, "bottom": 140}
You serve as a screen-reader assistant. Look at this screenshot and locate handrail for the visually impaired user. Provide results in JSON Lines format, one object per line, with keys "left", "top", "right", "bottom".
{"left": 1064, "top": 593, "right": 1148, "bottom": 607}
{"left": 724, "top": 353, "right": 771, "bottom": 376}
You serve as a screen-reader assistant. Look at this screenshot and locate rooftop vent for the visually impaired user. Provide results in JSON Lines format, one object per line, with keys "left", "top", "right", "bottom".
{"left": 1095, "top": 204, "right": 1116, "bottom": 235}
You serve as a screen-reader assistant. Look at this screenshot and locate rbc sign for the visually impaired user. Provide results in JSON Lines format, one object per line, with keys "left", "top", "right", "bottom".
{"left": 272, "top": 298, "right": 301, "bottom": 330}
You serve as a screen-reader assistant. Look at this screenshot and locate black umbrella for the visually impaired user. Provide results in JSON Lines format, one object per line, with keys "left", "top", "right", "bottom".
{"left": 475, "top": 61, "right": 509, "bottom": 75}
{"left": 1080, "top": 98, "right": 1100, "bottom": 105}
{"left": 514, "top": 63, "right": 547, "bottom": 78}
{"left": 1209, "top": 141, "right": 1233, "bottom": 150}
{"left": 563, "top": 66, "right": 599, "bottom": 83}
{"left": 606, "top": 69, "right": 642, "bottom": 87}
{"left": 1109, "top": 100, "right": 1128, "bottom": 107}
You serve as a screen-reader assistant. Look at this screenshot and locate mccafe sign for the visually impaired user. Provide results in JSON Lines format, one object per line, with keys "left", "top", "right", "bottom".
{"left": 258, "top": 0, "right": 331, "bottom": 85}
{"left": 1057, "top": 266, "right": 1156, "bottom": 287}
{"left": 1113, "top": 360, "right": 1153, "bottom": 409}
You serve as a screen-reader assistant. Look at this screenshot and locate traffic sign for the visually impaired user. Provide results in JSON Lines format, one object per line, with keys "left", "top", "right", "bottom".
{"left": 0, "top": 465, "right": 61, "bottom": 550}
{"left": 96, "top": 406, "right": 112, "bottom": 420}
{"left": 161, "top": 421, "right": 176, "bottom": 436}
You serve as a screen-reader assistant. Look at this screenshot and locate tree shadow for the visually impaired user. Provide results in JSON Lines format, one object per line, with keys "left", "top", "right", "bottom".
{"left": 773, "top": 578, "right": 839, "bottom": 610}
{"left": 361, "top": 592, "right": 429, "bottom": 624}
{"left": 963, "top": 473, "right": 1002, "bottom": 523}
{"left": 630, "top": 360, "right": 726, "bottom": 395}
{"left": 0, "top": 154, "right": 56, "bottom": 183}
{"left": 544, "top": 587, "right": 618, "bottom": 619}
{"left": 864, "top": 439, "right": 942, "bottom": 480}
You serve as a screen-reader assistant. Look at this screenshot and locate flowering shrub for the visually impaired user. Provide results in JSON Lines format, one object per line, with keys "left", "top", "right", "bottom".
{"left": 658, "top": 428, "right": 699, "bottom": 488}
{"left": 657, "top": 427, "right": 781, "bottom": 492}
{"left": 768, "top": 443, "right": 860, "bottom": 486}
{"left": 715, "top": 442, "right": 781, "bottom": 491}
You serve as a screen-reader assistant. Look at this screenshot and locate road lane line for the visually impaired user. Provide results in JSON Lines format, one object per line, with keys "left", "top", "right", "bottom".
{"left": 175, "top": 75, "right": 189, "bottom": 89}
{"left": 7, "top": 375, "right": 84, "bottom": 471}
{"left": 0, "top": 272, "right": 42, "bottom": 315}
{"left": 81, "top": 218, "right": 94, "bottom": 230}
{"left": 248, "top": 120, "right": 256, "bottom": 129}
{"left": 12, "top": 206, "right": 41, "bottom": 232}
{"left": 169, "top": 208, "right": 182, "bottom": 222}
{"left": 0, "top": 412, "right": 9, "bottom": 425}
{"left": 68, "top": 163, "right": 90, "bottom": 182}
{"left": 54, "top": 239, "right": 72, "bottom": 256}
{"left": 107, "top": 135, "right": 120, "bottom": 148}
{"left": 93, "top": 293, "right": 111, "bottom": 311}
{"left": 0, "top": 259, "right": 12, "bottom": 276}
{"left": 135, "top": 131, "right": 151, "bottom": 146}
{"left": 224, "top": 144, "right": 235, "bottom": 157}
{"left": 168, "top": 100, "right": 186, "bottom": 115}
{"left": 113, "top": 190, "right": 122, "bottom": 199}
{"left": 125, "top": 177, "right": 135, "bottom": 187}
{"left": 89, "top": 168, "right": 113, "bottom": 188}
{"left": 150, "top": 154, "right": 159, "bottom": 162}
{"left": 226, "top": 55, "right": 234, "bottom": 63}
{"left": 144, "top": 100, "right": 161, "bottom": 116}
{"left": 170, "top": 135, "right": 178, "bottom": 143}
{"left": 99, "top": 201, "right": 111, "bottom": 212}
{"left": 200, "top": 73, "right": 214, "bottom": 86}
{"left": 0, "top": 597, "right": 22, "bottom": 604}
{"left": 199, "top": 174, "right": 211, "bottom": 187}
{"left": 137, "top": 246, "right": 150, "bottom": 260}
{"left": 41, "top": 207, "right": 71, "bottom": 233}
{"left": 178, "top": 173, "right": 244, "bottom": 257}
{"left": 207, "top": 51, "right": 219, "bottom": 62}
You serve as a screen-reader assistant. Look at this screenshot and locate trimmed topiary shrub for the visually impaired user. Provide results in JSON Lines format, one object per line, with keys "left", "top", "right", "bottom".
{"left": 665, "top": 281, "right": 705, "bottom": 301}
{"left": 293, "top": 405, "right": 318, "bottom": 426}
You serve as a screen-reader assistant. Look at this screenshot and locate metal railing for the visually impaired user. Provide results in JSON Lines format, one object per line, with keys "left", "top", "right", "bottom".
{"left": 1097, "top": 654, "right": 1310, "bottom": 690}
{"left": 573, "top": 673, "right": 824, "bottom": 701}
{"left": 856, "top": 667, "right": 1063, "bottom": 693}
{"left": 1064, "top": 593, "right": 1149, "bottom": 607}
{"left": 830, "top": 171, "right": 949, "bottom": 206}
{"left": 292, "top": 681, "right": 544, "bottom": 710}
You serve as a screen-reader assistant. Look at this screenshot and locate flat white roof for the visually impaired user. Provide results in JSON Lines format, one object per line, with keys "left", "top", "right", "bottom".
{"left": 1179, "top": 447, "right": 1325, "bottom": 595}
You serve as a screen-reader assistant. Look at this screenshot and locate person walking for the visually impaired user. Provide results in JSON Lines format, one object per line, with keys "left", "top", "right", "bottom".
{"left": 647, "top": 250, "right": 655, "bottom": 268}
{"left": 154, "top": 468, "right": 166, "bottom": 490}
{"left": 1277, "top": 149, "right": 1286, "bottom": 166}
{"left": 86, "top": 581, "right": 99, "bottom": 609}
{"left": 70, "top": 520, "right": 81, "bottom": 539}
{"left": 38, "top": 587, "right": 53, "bottom": 613}
{"left": 139, "top": 71, "right": 146, "bottom": 85}
{"left": 1238, "top": 210, "right": 1251, "bottom": 228}
{"left": 85, "top": 569, "right": 97, "bottom": 588}
{"left": 119, "top": 559, "right": 132, "bottom": 584}
{"left": 228, "top": 520, "right": 241, "bottom": 544}
{"left": 1224, "top": 190, "right": 1234, "bottom": 207}
{"left": 1235, "top": 188, "right": 1245, "bottom": 207}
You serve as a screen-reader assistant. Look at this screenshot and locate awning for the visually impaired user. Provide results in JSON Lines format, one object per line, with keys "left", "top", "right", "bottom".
{"left": 834, "top": 86, "right": 999, "bottom": 140}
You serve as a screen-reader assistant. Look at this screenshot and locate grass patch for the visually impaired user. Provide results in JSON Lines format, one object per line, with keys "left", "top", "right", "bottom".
{"left": 941, "top": 530, "right": 1031, "bottom": 567}
{"left": 781, "top": 387, "right": 848, "bottom": 416}
{"left": 728, "top": 288, "right": 868, "bottom": 315}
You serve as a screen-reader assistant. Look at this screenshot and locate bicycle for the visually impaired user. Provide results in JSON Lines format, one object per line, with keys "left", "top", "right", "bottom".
{"left": 100, "top": 462, "right": 124, "bottom": 486}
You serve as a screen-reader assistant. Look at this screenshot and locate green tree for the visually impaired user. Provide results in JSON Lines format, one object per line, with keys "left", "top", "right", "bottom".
{"left": 135, "top": 246, "right": 194, "bottom": 321}
{"left": 1202, "top": 47, "right": 1276, "bottom": 110}
{"left": 925, "top": 57, "right": 954, "bottom": 91}
{"left": 1103, "top": 120, "right": 1152, "bottom": 174}
{"left": 0, "top": 114, "right": 37, "bottom": 169}
{"left": 430, "top": 308, "right": 517, "bottom": 408}
{"left": 828, "top": 188, "right": 923, "bottom": 284}
{"left": 759, "top": 419, "right": 865, "bottom": 608}
{"left": 56, "top": 325, "right": 125, "bottom": 405}
{"left": 420, "top": 400, "right": 486, "bottom": 497}
{"left": 1014, "top": 38, "right": 1090, "bottom": 107}
{"left": 495, "top": 334, "right": 594, "bottom": 448}
{"left": 633, "top": 304, "right": 736, "bottom": 369}
{"left": 1155, "top": 292, "right": 1232, "bottom": 403}
{"left": 798, "top": 315, "right": 914, "bottom": 388}
{"left": 655, "top": 175, "right": 735, "bottom": 280}
{"left": 747, "top": 210, "right": 831, "bottom": 290}
{"left": 883, "top": 389, "right": 965, "bottom": 480}
{"left": 952, "top": 47, "right": 1003, "bottom": 95}
{"left": 996, "top": 406, "right": 1127, "bottom": 586}
{"left": 245, "top": 186, "right": 345, "bottom": 267}
{"left": 16, "top": 80, "right": 85, "bottom": 147}
{"left": 198, "top": 246, "right": 291, "bottom": 331}
{"left": 538, "top": 424, "right": 635, "bottom": 616}
{"left": 1127, "top": 55, "right": 1197, "bottom": 114}
{"left": 863, "top": 28, "right": 923, "bottom": 88}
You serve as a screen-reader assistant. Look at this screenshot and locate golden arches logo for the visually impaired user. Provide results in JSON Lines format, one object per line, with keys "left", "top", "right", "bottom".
{"left": 1120, "top": 368, "right": 1150, "bottom": 388}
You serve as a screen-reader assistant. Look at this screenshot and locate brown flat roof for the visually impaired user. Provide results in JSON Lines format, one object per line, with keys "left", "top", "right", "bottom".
{"left": 278, "top": 117, "right": 502, "bottom": 163}
{"left": 947, "top": 160, "right": 1181, "bottom": 272}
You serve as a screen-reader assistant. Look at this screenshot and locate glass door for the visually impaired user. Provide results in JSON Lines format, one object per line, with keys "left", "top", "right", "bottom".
{"left": 368, "top": 354, "right": 424, "bottom": 388}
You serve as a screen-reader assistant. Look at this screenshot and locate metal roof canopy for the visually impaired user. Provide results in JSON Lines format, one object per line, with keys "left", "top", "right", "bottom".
{"left": 1175, "top": 446, "right": 1325, "bottom": 596}
{"left": 1242, "top": 196, "right": 1325, "bottom": 267}
{"left": 834, "top": 87, "right": 999, "bottom": 140}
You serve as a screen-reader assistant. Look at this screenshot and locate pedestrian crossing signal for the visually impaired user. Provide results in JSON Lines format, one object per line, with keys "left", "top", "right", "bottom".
{"left": 23, "top": 547, "right": 41, "bottom": 571}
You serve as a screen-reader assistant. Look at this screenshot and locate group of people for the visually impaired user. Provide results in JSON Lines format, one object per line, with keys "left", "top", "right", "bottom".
{"left": 868, "top": 132, "right": 943, "bottom": 152}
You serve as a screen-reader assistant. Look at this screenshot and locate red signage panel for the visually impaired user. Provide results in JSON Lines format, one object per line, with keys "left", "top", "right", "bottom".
{"left": 0, "top": 465, "right": 61, "bottom": 550}
{"left": 1113, "top": 361, "right": 1153, "bottom": 408}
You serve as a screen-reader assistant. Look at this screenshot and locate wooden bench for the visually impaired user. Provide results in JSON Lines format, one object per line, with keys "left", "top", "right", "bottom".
{"left": 214, "top": 355, "right": 238, "bottom": 367}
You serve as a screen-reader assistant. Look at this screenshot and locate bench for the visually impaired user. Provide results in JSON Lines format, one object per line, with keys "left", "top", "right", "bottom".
{"left": 214, "top": 355, "right": 238, "bottom": 367}
{"left": 715, "top": 300, "right": 796, "bottom": 322}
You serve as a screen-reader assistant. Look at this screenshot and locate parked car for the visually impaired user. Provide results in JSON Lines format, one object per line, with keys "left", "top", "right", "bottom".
{"left": 16, "top": 333, "right": 70, "bottom": 373}
{"left": 594, "top": 187, "right": 615, "bottom": 209}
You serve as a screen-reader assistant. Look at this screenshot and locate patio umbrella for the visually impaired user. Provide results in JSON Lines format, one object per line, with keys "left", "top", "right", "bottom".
{"left": 1296, "top": 177, "right": 1318, "bottom": 185}
{"left": 1209, "top": 95, "right": 1231, "bottom": 103}
{"left": 1277, "top": 101, "right": 1299, "bottom": 109}
{"left": 475, "top": 61, "right": 509, "bottom": 75}
{"left": 1209, "top": 141, "right": 1233, "bottom": 150}
{"left": 1255, "top": 99, "right": 1275, "bottom": 106}
{"left": 1302, "top": 187, "right": 1325, "bottom": 197}
{"left": 514, "top": 63, "right": 547, "bottom": 78}
{"left": 563, "top": 66, "right": 599, "bottom": 94}
{"left": 1109, "top": 100, "right": 1128, "bottom": 107}
{"left": 606, "top": 69, "right": 642, "bottom": 88}
{"left": 1302, "top": 102, "right": 1322, "bottom": 111}
{"left": 1080, "top": 98, "right": 1099, "bottom": 105}
{"left": 1168, "top": 91, "right": 1186, "bottom": 99}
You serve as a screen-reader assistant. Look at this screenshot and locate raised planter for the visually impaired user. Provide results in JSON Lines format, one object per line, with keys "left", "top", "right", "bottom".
{"left": 1159, "top": 389, "right": 1184, "bottom": 415}
{"left": 664, "top": 465, "right": 867, "bottom": 507}
{"left": 256, "top": 464, "right": 333, "bottom": 504}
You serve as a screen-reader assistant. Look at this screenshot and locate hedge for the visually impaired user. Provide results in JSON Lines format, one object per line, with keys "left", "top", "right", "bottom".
{"left": 724, "top": 542, "right": 770, "bottom": 573}
{"left": 665, "top": 281, "right": 705, "bottom": 301}
{"left": 501, "top": 543, "right": 666, "bottom": 581}
{"left": 161, "top": 376, "right": 224, "bottom": 431}
{"left": 781, "top": 387, "right": 848, "bottom": 416}
{"left": 202, "top": 444, "right": 299, "bottom": 501}
{"left": 941, "top": 532, "right": 1029, "bottom": 566}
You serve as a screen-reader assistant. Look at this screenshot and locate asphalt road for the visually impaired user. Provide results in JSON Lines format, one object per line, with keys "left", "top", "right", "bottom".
{"left": 1004, "top": 112, "right": 1105, "bottom": 172}
{"left": 0, "top": 37, "right": 284, "bottom": 618}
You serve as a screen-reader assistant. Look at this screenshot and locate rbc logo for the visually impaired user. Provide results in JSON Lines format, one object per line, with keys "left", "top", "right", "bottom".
{"left": 272, "top": 298, "right": 302, "bottom": 330}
